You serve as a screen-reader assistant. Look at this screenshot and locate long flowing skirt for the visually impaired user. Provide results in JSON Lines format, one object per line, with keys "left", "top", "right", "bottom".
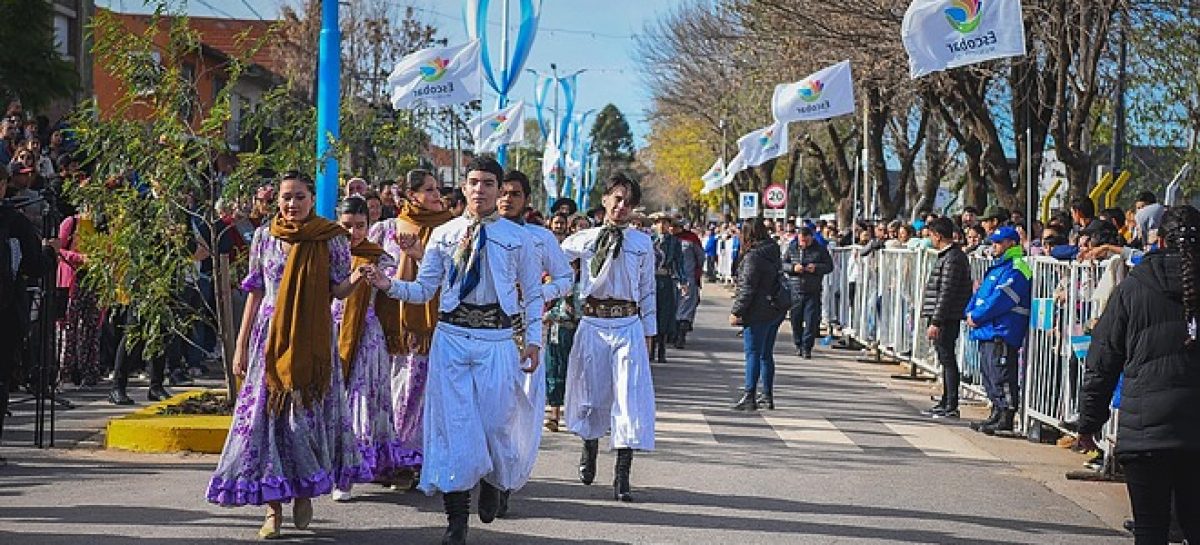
{"left": 391, "top": 352, "right": 429, "bottom": 470}
{"left": 344, "top": 315, "right": 410, "bottom": 482}
{"left": 418, "top": 323, "right": 539, "bottom": 494}
{"left": 565, "top": 315, "right": 656, "bottom": 451}
{"left": 655, "top": 276, "right": 679, "bottom": 337}
{"left": 59, "top": 289, "right": 104, "bottom": 386}
{"left": 206, "top": 306, "right": 368, "bottom": 506}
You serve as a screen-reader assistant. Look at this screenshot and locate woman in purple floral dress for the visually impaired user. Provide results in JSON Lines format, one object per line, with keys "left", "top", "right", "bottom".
{"left": 329, "top": 197, "right": 406, "bottom": 501}
{"left": 366, "top": 169, "right": 452, "bottom": 489}
{"left": 206, "top": 174, "right": 369, "bottom": 539}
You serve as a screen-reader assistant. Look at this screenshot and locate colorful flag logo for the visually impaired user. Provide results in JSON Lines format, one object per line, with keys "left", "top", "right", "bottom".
{"left": 420, "top": 57, "right": 450, "bottom": 82}
{"left": 945, "top": 0, "right": 983, "bottom": 34}
{"left": 797, "top": 79, "right": 824, "bottom": 103}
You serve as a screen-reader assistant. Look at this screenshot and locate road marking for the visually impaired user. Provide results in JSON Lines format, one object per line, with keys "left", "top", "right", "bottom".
{"left": 885, "top": 422, "right": 999, "bottom": 461}
{"left": 759, "top": 414, "right": 860, "bottom": 450}
{"left": 656, "top": 410, "right": 718, "bottom": 445}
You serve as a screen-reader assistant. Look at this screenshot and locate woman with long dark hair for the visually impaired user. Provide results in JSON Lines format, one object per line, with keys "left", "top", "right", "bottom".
{"left": 366, "top": 169, "right": 453, "bottom": 489}
{"left": 206, "top": 172, "right": 368, "bottom": 539}
{"left": 729, "top": 218, "right": 789, "bottom": 410}
{"left": 1078, "top": 204, "right": 1200, "bottom": 545}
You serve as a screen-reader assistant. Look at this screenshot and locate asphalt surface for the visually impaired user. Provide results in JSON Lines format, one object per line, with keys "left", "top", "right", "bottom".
{"left": 0, "top": 285, "right": 1131, "bottom": 544}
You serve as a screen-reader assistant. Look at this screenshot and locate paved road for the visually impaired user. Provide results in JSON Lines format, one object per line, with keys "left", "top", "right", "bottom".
{"left": 1, "top": 285, "right": 1130, "bottom": 544}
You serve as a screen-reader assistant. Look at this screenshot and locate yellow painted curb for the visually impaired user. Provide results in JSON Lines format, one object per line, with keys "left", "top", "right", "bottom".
{"left": 105, "top": 389, "right": 231, "bottom": 454}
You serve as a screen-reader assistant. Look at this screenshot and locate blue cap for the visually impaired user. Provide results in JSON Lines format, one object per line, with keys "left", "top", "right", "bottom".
{"left": 988, "top": 226, "right": 1021, "bottom": 243}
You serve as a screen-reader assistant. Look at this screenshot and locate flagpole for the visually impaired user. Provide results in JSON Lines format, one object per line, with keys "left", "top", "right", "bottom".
{"left": 497, "top": 0, "right": 511, "bottom": 166}
{"left": 315, "top": 0, "right": 341, "bottom": 219}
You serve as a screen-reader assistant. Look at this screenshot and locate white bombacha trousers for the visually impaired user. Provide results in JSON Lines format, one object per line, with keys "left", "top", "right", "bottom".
{"left": 565, "top": 315, "right": 656, "bottom": 451}
{"left": 418, "top": 322, "right": 541, "bottom": 494}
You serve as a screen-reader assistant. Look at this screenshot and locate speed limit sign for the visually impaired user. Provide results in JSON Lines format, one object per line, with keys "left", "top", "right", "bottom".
{"left": 764, "top": 183, "right": 787, "bottom": 209}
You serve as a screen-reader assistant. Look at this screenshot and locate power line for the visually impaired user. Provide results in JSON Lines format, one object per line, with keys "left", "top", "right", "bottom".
{"left": 239, "top": 0, "right": 266, "bottom": 20}
{"left": 192, "top": 0, "right": 239, "bottom": 19}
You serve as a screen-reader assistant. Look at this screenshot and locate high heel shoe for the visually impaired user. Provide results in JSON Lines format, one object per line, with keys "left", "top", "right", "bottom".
{"left": 292, "top": 497, "right": 313, "bottom": 530}
{"left": 258, "top": 511, "right": 281, "bottom": 539}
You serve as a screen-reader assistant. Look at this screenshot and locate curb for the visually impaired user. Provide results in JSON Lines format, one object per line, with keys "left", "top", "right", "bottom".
{"left": 105, "top": 390, "right": 231, "bottom": 454}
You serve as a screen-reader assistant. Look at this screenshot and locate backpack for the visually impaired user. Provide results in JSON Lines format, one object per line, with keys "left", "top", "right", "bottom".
{"left": 766, "top": 269, "right": 793, "bottom": 314}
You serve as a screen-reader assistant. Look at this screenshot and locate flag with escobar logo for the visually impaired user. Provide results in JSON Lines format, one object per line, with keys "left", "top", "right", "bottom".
{"left": 901, "top": 0, "right": 1026, "bottom": 79}
{"left": 771, "top": 60, "right": 856, "bottom": 123}
{"left": 389, "top": 40, "right": 482, "bottom": 109}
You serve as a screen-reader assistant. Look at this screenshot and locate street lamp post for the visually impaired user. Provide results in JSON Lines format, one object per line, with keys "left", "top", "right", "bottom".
{"left": 315, "top": 0, "right": 341, "bottom": 219}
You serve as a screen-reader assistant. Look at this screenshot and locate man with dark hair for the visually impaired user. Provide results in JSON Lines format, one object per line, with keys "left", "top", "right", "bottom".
{"left": 497, "top": 169, "right": 573, "bottom": 516}
{"left": 782, "top": 226, "right": 832, "bottom": 358}
{"left": 919, "top": 217, "right": 973, "bottom": 419}
{"left": 370, "top": 155, "right": 544, "bottom": 544}
{"left": 551, "top": 197, "right": 578, "bottom": 217}
{"left": 561, "top": 173, "right": 656, "bottom": 503}
{"left": 1134, "top": 190, "right": 1156, "bottom": 209}
{"left": 587, "top": 206, "right": 606, "bottom": 225}
{"left": 1070, "top": 196, "right": 1104, "bottom": 236}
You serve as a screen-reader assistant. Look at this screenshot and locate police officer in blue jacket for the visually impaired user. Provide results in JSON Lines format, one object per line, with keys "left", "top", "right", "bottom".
{"left": 965, "top": 226, "right": 1032, "bottom": 435}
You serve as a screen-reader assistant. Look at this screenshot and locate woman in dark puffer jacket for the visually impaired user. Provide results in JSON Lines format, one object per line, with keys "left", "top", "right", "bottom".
{"left": 1078, "top": 205, "right": 1200, "bottom": 545}
{"left": 729, "top": 219, "right": 789, "bottom": 411}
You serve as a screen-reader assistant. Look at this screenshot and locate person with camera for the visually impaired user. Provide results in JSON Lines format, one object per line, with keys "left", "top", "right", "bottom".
{"left": 730, "top": 218, "right": 790, "bottom": 411}
{"left": 0, "top": 165, "right": 48, "bottom": 465}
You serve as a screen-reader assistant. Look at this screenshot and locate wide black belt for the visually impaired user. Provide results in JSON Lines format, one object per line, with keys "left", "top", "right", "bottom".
{"left": 439, "top": 303, "right": 514, "bottom": 330}
{"left": 582, "top": 297, "right": 639, "bottom": 319}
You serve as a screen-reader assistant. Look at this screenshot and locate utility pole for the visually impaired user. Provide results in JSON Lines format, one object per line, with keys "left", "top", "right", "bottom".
{"left": 1110, "top": 21, "right": 1128, "bottom": 177}
{"left": 315, "top": 0, "right": 341, "bottom": 219}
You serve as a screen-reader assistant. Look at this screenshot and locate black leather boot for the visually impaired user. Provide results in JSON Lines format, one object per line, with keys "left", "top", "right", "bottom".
{"left": 477, "top": 480, "right": 500, "bottom": 523}
{"left": 970, "top": 407, "right": 1003, "bottom": 432}
{"left": 442, "top": 491, "right": 470, "bottom": 545}
{"left": 613, "top": 448, "right": 633, "bottom": 502}
{"left": 495, "top": 489, "right": 511, "bottom": 518}
{"left": 732, "top": 388, "right": 757, "bottom": 411}
{"left": 982, "top": 409, "right": 1016, "bottom": 436}
{"left": 756, "top": 392, "right": 775, "bottom": 410}
{"left": 108, "top": 387, "right": 134, "bottom": 406}
{"left": 578, "top": 439, "right": 599, "bottom": 485}
{"left": 147, "top": 385, "right": 173, "bottom": 402}
{"left": 655, "top": 336, "right": 667, "bottom": 363}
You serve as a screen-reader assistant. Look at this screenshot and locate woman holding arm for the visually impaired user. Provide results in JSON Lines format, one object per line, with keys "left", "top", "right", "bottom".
{"left": 206, "top": 172, "right": 368, "bottom": 539}
{"left": 366, "top": 169, "right": 453, "bottom": 489}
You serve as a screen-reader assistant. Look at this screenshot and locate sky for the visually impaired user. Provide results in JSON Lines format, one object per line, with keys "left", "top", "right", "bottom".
{"left": 98, "top": 0, "right": 674, "bottom": 143}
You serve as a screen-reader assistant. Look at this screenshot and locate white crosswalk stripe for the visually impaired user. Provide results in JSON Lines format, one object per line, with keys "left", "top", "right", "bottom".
{"left": 759, "top": 414, "right": 861, "bottom": 450}
{"left": 885, "top": 422, "right": 1000, "bottom": 461}
{"left": 655, "top": 410, "right": 718, "bottom": 445}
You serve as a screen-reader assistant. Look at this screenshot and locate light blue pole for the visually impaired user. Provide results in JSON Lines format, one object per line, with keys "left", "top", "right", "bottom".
{"left": 315, "top": 0, "right": 341, "bottom": 219}
{"left": 496, "top": 0, "right": 511, "bottom": 167}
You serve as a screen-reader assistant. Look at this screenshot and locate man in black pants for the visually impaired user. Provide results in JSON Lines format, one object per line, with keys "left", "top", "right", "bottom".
{"left": 108, "top": 307, "right": 177, "bottom": 405}
{"left": 919, "top": 218, "right": 973, "bottom": 419}
{"left": 782, "top": 227, "right": 832, "bottom": 358}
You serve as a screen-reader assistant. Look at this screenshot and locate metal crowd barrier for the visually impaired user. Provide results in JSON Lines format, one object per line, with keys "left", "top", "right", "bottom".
{"left": 821, "top": 244, "right": 1120, "bottom": 441}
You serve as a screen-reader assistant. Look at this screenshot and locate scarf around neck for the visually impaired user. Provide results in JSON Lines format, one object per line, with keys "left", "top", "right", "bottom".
{"left": 392, "top": 201, "right": 453, "bottom": 354}
{"left": 339, "top": 240, "right": 403, "bottom": 379}
{"left": 591, "top": 222, "right": 627, "bottom": 277}
{"left": 265, "top": 214, "right": 347, "bottom": 414}
{"left": 449, "top": 209, "right": 499, "bottom": 299}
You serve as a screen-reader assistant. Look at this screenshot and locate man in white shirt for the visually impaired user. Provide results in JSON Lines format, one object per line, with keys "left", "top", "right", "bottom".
{"left": 494, "top": 169, "right": 573, "bottom": 517}
{"left": 368, "top": 157, "right": 543, "bottom": 545}
{"left": 560, "top": 173, "right": 657, "bottom": 502}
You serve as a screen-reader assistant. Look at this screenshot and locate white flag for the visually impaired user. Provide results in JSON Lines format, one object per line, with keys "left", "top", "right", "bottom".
{"left": 720, "top": 150, "right": 748, "bottom": 188}
{"left": 700, "top": 157, "right": 726, "bottom": 194}
{"left": 735, "top": 121, "right": 789, "bottom": 169}
{"left": 388, "top": 41, "right": 482, "bottom": 109}
{"left": 469, "top": 101, "right": 526, "bottom": 154}
{"left": 902, "top": 0, "right": 1026, "bottom": 79}
{"left": 772, "top": 61, "right": 856, "bottom": 123}
{"left": 542, "top": 133, "right": 562, "bottom": 199}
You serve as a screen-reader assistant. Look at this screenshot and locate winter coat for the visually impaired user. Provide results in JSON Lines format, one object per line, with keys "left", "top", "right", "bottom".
{"left": 730, "top": 239, "right": 788, "bottom": 326}
{"left": 1078, "top": 251, "right": 1200, "bottom": 453}
{"left": 965, "top": 245, "right": 1032, "bottom": 347}
{"left": 782, "top": 238, "right": 833, "bottom": 294}
{"left": 920, "top": 243, "right": 973, "bottom": 326}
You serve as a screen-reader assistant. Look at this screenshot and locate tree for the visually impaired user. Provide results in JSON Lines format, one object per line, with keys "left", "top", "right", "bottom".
{"left": 0, "top": 0, "right": 79, "bottom": 111}
{"left": 590, "top": 104, "right": 635, "bottom": 182}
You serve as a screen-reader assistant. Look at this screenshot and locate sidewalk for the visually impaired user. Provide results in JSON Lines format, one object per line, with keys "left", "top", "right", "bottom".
{"left": 708, "top": 282, "right": 1132, "bottom": 535}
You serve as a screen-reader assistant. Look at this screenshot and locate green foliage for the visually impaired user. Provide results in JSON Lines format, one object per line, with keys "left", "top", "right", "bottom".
{"left": 0, "top": 0, "right": 80, "bottom": 111}
{"left": 590, "top": 104, "right": 635, "bottom": 182}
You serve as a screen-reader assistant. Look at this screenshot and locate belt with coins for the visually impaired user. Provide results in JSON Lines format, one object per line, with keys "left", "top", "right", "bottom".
{"left": 582, "top": 297, "right": 639, "bottom": 319}
{"left": 439, "top": 303, "right": 514, "bottom": 330}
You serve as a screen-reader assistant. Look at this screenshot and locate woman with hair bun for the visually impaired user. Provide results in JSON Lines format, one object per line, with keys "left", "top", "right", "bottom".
{"left": 1078, "top": 204, "right": 1200, "bottom": 545}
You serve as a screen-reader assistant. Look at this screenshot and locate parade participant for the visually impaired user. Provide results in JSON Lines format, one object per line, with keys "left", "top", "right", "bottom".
{"left": 965, "top": 226, "right": 1032, "bottom": 435}
{"left": 561, "top": 173, "right": 657, "bottom": 503}
{"left": 368, "top": 157, "right": 544, "bottom": 545}
{"left": 366, "top": 168, "right": 454, "bottom": 490}
{"left": 498, "top": 171, "right": 573, "bottom": 441}
{"left": 673, "top": 218, "right": 704, "bottom": 349}
{"left": 649, "top": 212, "right": 682, "bottom": 362}
{"left": 206, "top": 172, "right": 368, "bottom": 539}
{"left": 329, "top": 196, "right": 406, "bottom": 502}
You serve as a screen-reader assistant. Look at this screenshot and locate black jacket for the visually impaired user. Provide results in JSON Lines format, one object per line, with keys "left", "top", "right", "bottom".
{"left": 1078, "top": 251, "right": 1200, "bottom": 454}
{"left": 782, "top": 238, "right": 833, "bottom": 294}
{"left": 920, "top": 243, "right": 973, "bottom": 325}
{"left": 731, "top": 239, "right": 788, "bottom": 326}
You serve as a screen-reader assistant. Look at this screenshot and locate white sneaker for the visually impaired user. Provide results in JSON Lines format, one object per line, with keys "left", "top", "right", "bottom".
{"left": 332, "top": 488, "right": 352, "bottom": 502}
